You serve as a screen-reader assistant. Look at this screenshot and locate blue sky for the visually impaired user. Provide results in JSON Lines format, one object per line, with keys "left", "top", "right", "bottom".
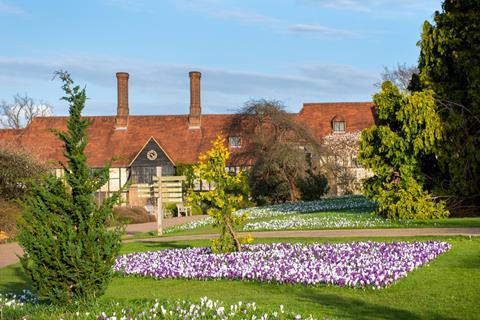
{"left": 0, "top": 0, "right": 441, "bottom": 116}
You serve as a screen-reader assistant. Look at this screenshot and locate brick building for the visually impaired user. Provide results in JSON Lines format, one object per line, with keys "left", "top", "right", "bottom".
{"left": 0, "top": 71, "right": 375, "bottom": 204}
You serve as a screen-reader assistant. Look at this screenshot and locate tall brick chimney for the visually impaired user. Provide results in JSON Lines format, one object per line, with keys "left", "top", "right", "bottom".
{"left": 115, "top": 72, "right": 129, "bottom": 130}
{"left": 188, "top": 71, "right": 201, "bottom": 129}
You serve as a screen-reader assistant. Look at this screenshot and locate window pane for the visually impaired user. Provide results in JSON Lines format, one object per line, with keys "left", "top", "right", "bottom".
{"left": 229, "top": 136, "right": 241, "bottom": 148}
{"left": 333, "top": 121, "right": 345, "bottom": 133}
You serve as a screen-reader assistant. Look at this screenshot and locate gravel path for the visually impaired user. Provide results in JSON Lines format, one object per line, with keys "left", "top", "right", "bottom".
{"left": 125, "top": 227, "right": 480, "bottom": 243}
{"left": 2, "top": 225, "right": 479, "bottom": 269}
{"left": 0, "top": 215, "right": 207, "bottom": 269}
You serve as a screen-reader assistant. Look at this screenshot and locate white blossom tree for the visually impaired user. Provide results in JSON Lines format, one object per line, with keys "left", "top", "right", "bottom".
{"left": 320, "top": 131, "right": 363, "bottom": 195}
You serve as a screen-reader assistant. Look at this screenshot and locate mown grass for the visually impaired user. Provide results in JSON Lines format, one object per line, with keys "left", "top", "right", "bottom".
{"left": 1, "top": 236, "right": 479, "bottom": 319}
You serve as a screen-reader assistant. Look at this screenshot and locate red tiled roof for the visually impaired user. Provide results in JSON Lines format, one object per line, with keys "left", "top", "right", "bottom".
{"left": 0, "top": 129, "right": 23, "bottom": 148}
{"left": 1, "top": 102, "right": 375, "bottom": 168}
{"left": 298, "top": 102, "right": 375, "bottom": 139}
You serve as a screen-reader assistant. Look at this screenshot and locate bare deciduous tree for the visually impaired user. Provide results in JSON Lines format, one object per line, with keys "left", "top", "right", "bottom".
{"left": 376, "top": 63, "right": 419, "bottom": 93}
{"left": 0, "top": 94, "right": 52, "bottom": 129}
{"left": 228, "top": 99, "right": 323, "bottom": 203}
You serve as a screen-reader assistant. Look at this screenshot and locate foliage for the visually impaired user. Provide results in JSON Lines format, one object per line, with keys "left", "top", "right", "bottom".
{"left": 0, "top": 199, "right": 21, "bottom": 239}
{"left": 418, "top": 0, "right": 480, "bottom": 206}
{"left": 0, "top": 93, "right": 52, "bottom": 129}
{"left": 175, "top": 163, "right": 195, "bottom": 195}
{"left": 359, "top": 81, "right": 449, "bottom": 219}
{"left": 188, "top": 135, "right": 252, "bottom": 252}
{"left": 17, "top": 72, "right": 124, "bottom": 304}
{"left": 249, "top": 148, "right": 296, "bottom": 205}
{"left": 298, "top": 170, "right": 329, "bottom": 201}
{"left": 0, "top": 146, "right": 46, "bottom": 201}
{"left": 229, "top": 99, "right": 321, "bottom": 203}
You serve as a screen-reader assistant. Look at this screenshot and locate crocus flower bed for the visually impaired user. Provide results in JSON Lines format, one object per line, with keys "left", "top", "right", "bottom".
{"left": 242, "top": 213, "right": 390, "bottom": 231}
{"left": 165, "top": 196, "right": 377, "bottom": 234}
{"left": 114, "top": 241, "right": 450, "bottom": 288}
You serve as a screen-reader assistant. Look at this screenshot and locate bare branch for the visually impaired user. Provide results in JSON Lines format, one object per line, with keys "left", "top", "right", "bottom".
{"left": 375, "top": 63, "right": 419, "bottom": 93}
{"left": 0, "top": 94, "right": 53, "bottom": 129}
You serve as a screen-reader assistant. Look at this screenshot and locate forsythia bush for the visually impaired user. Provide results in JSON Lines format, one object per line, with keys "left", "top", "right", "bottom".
{"left": 188, "top": 135, "right": 252, "bottom": 253}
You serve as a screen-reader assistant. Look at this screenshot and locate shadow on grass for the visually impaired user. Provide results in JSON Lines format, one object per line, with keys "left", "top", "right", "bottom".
{"left": 122, "top": 241, "right": 195, "bottom": 253}
{"left": 143, "top": 241, "right": 193, "bottom": 250}
{"left": 0, "top": 263, "right": 32, "bottom": 293}
{"left": 296, "top": 291, "right": 456, "bottom": 320}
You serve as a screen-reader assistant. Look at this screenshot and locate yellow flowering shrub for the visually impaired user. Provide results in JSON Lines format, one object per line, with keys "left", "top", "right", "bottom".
{"left": 188, "top": 135, "right": 252, "bottom": 253}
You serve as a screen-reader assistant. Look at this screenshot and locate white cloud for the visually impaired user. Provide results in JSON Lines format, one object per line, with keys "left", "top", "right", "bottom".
{"left": 287, "top": 24, "right": 356, "bottom": 37}
{"left": 0, "top": 0, "right": 26, "bottom": 15}
{"left": 0, "top": 54, "right": 378, "bottom": 115}
{"left": 301, "top": 0, "right": 439, "bottom": 16}
{"left": 176, "top": 1, "right": 357, "bottom": 38}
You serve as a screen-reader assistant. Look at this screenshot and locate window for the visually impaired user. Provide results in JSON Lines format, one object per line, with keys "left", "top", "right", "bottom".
{"left": 226, "top": 166, "right": 237, "bottom": 175}
{"left": 332, "top": 120, "right": 346, "bottom": 133}
{"left": 229, "top": 136, "right": 242, "bottom": 148}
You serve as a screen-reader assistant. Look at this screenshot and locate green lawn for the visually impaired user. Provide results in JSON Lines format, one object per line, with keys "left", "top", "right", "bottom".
{"left": 1, "top": 236, "right": 479, "bottom": 319}
{"left": 126, "top": 212, "right": 480, "bottom": 239}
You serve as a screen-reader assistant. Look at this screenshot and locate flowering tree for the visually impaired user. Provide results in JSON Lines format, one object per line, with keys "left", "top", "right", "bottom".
{"left": 321, "top": 131, "right": 362, "bottom": 195}
{"left": 188, "top": 135, "right": 251, "bottom": 253}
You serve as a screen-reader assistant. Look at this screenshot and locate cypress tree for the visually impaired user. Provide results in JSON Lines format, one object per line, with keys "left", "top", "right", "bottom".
{"left": 17, "top": 72, "right": 123, "bottom": 303}
{"left": 418, "top": 0, "right": 480, "bottom": 207}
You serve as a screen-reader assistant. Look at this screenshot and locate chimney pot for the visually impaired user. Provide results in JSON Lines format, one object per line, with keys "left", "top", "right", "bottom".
{"left": 188, "top": 71, "right": 201, "bottom": 129}
{"left": 115, "top": 72, "right": 129, "bottom": 129}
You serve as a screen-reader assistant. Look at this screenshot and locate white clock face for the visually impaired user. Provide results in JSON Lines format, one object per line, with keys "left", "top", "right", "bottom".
{"left": 146, "top": 150, "right": 158, "bottom": 161}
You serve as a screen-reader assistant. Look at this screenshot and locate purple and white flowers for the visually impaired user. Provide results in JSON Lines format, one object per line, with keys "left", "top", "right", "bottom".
{"left": 114, "top": 241, "right": 450, "bottom": 288}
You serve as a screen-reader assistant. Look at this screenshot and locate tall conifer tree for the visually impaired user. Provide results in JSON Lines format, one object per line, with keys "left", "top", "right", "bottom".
{"left": 18, "top": 72, "right": 123, "bottom": 303}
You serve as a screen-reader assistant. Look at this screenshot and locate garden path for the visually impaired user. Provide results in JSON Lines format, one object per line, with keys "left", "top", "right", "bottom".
{"left": 125, "top": 227, "right": 480, "bottom": 243}
{"left": 0, "top": 215, "right": 206, "bottom": 269}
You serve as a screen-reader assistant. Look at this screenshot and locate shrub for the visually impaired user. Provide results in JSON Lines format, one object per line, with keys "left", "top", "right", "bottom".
{"left": 163, "top": 203, "right": 178, "bottom": 217}
{"left": 0, "top": 146, "right": 46, "bottom": 201}
{"left": 298, "top": 171, "right": 329, "bottom": 201}
{"left": 17, "top": 72, "right": 124, "bottom": 304}
{"left": 112, "top": 206, "right": 156, "bottom": 224}
{"left": 0, "top": 199, "right": 21, "bottom": 239}
{"left": 250, "top": 173, "right": 291, "bottom": 205}
{"left": 188, "top": 135, "right": 252, "bottom": 253}
{"left": 190, "top": 202, "right": 203, "bottom": 215}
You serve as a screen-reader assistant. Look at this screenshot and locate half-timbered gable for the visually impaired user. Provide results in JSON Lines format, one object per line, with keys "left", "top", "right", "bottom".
{"left": 130, "top": 137, "right": 176, "bottom": 184}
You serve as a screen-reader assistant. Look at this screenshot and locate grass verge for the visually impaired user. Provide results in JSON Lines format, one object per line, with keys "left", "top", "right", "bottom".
{"left": 1, "top": 236, "right": 479, "bottom": 319}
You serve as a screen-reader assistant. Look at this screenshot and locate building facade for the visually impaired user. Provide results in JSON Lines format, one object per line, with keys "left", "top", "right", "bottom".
{"left": 0, "top": 71, "right": 376, "bottom": 204}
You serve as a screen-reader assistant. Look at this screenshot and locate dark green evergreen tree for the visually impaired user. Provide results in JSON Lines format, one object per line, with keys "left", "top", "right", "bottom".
{"left": 17, "top": 72, "right": 123, "bottom": 303}
{"left": 418, "top": 0, "right": 480, "bottom": 208}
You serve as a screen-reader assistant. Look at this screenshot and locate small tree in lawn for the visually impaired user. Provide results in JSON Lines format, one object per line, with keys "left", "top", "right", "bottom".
{"left": 188, "top": 135, "right": 251, "bottom": 253}
{"left": 17, "top": 72, "right": 123, "bottom": 304}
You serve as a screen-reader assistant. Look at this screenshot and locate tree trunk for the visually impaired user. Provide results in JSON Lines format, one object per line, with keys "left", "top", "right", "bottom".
{"left": 224, "top": 214, "right": 242, "bottom": 252}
